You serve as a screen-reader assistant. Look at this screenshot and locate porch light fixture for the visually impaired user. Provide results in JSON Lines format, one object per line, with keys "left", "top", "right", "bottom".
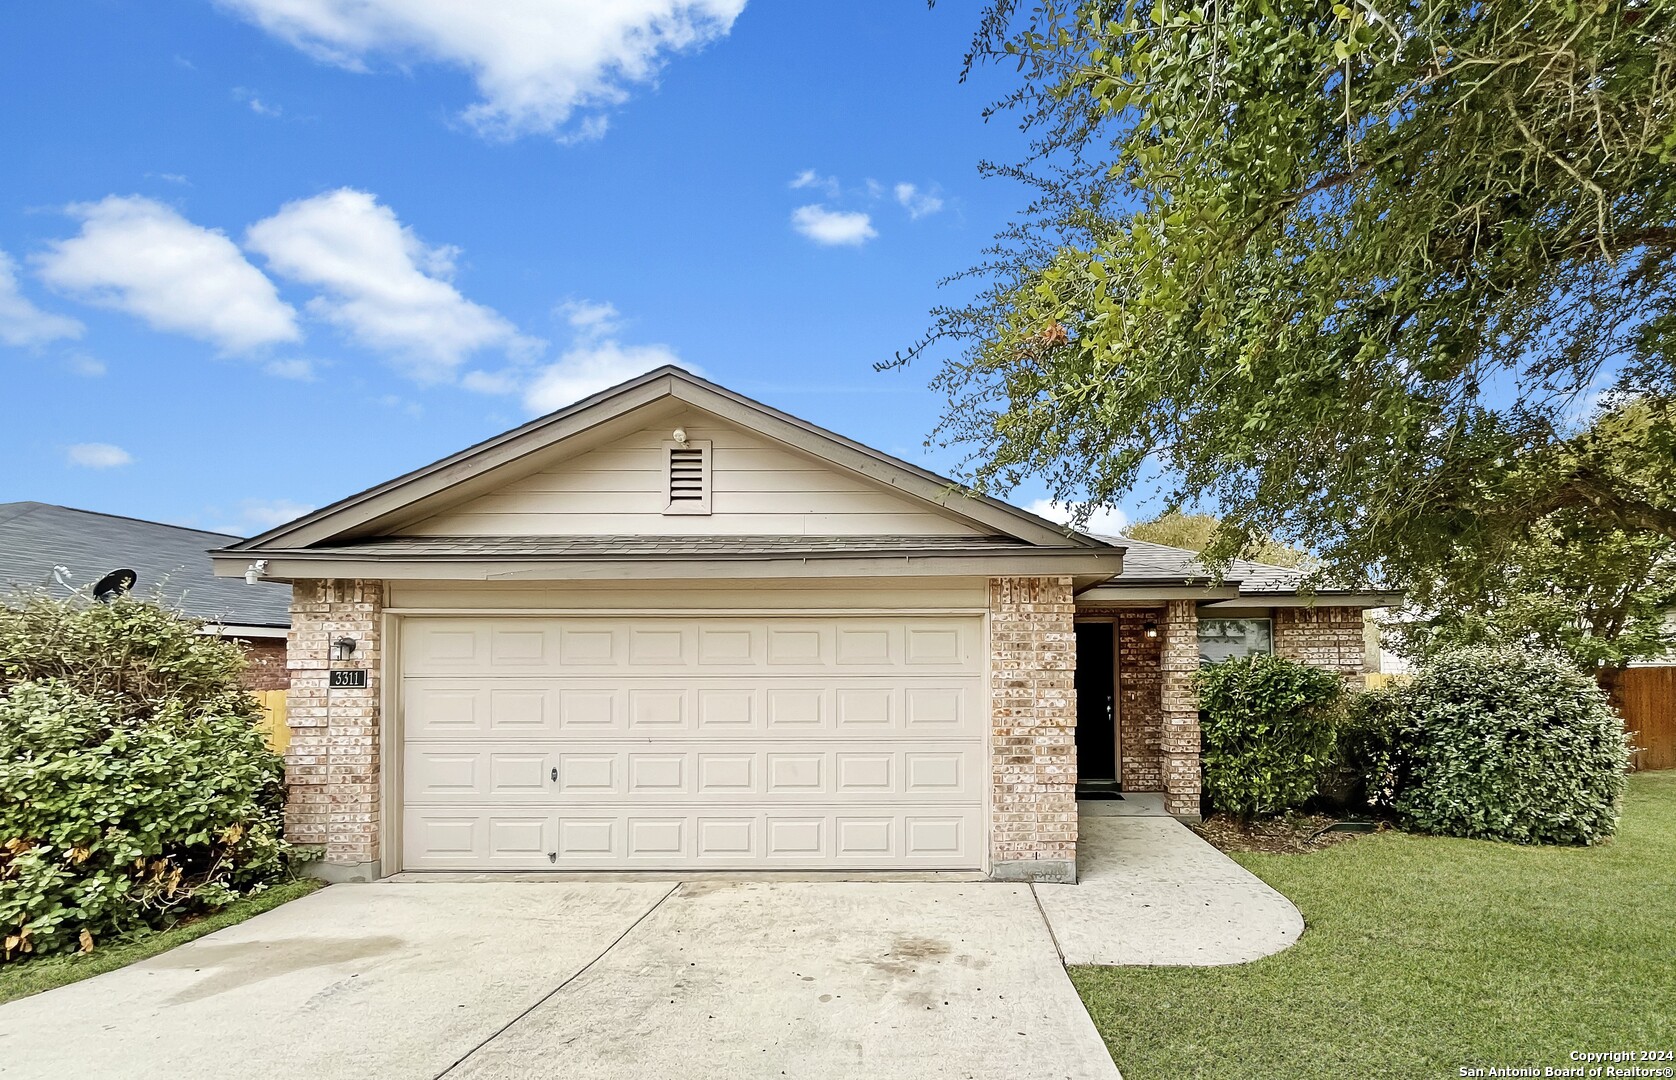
{"left": 332, "top": 637, "right": 357, "bottom": 662}
{"left": 1143, "top": 621, "right": 1159, "bottom": 639}
{"left": 244, "top": 559, "right": 268, "bottom": 585}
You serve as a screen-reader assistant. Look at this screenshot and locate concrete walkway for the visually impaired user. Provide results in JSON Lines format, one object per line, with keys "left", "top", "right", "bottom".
{"left": 0, "top": 881, "right": 1119, "bottom": 1080}
{"left": 1033, "top": 800, "right": 1305, "bottom": 966}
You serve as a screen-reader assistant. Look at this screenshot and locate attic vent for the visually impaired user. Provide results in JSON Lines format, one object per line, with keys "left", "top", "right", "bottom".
{"left": 663, "top": 439, "right": 712, "bottom": 515}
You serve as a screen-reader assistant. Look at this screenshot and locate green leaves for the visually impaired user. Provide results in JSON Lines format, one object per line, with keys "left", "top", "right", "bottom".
{"left": 1197, "top": 654, "right": 1346, "bottom": 819}
{"left": 912, "top": 0, "right": 1676, "bottom": 588}
{"left": 1363, "top": 646, "right": 1630, "bottom": 844}
{"left": 0, "top": 598, "right": 290, "bottom": 962}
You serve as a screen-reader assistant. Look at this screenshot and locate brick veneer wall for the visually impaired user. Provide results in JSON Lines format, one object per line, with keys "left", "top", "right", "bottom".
{"left": 1274, "top": 607, "right": 1368, "bottom": 684}
{"left": 1077, "top": 607, "right": 1166, "bottom": 793}
{"left": 1114, "top": 609, "right": 1165, "bottom": 792}
{"left": 1159, "top": 599, "right": 1202, "bottom": 818}
{"left": 238, "top": 638, "right": 291, "bottom": 691}
{"left": 988, "top": 576, "right": 1078, "bottom": 883}
{"left": 285, "top": 579, "right": 383, "bottom": 879}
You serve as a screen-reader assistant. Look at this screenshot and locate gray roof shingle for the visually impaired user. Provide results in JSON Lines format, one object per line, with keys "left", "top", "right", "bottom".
{"left": 1094, "top": 534, "right": 1311, "bottom": 594}
{"left": 0, "top": 502, "right": 291, "bottom": 628}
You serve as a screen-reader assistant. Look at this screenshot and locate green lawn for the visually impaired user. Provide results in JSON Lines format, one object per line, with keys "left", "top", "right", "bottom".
{"left": 1073, "top": 771, "right": 1676, "bottom": 1080}
{"left": 0, "top": 878, "right": 322, "bottom": 1006}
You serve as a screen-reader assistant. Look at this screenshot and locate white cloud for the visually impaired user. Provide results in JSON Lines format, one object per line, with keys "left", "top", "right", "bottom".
{"left": 790, "top": 204, "right": 876, "bottom": 247}
{"left": 263, "top": 358, "right": 318, "bottom": 380}
{"left": 233, "top": 87, "right": 284, "bottom": 117}
{"left": 894, "top": 182, "right": 944, "bottom": 219}
{"left": 66, "top": 442, "right": 133, "bottom": 469}
{"left": 0, "top": 250, "right": 84, "bottom": 347}
{"left": 214, "top": 0, "right": 745, "bottom": 140}
{"left": 35, "top": 196, "right": 299, "bottom": 354}
{"left": 1025, "top": 498, "right": 1128, "bottom": 537}
{"left": 524, "top": 340, "right": 682, "bottom": 413}
{"left": 459, "top": 296, "right": 683, "bottom": 412}
{"left": 789, "top": 169, "right": 839, "bottom": 198}
{"left": 557, "top": 298, "right": 621, "bottom": 339}
{"left": 246, "top": 188, "right": 539, "bottom": 381}
{"left": 66, "top": 354, "right": 106, "bottom": 377}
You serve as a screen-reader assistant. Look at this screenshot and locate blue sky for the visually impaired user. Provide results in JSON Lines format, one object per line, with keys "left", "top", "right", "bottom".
{"left": 0, "top": 1, "right": 1134, "bottom": 537}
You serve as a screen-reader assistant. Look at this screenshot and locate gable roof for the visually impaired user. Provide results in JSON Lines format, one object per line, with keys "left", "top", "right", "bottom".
{"left": 220, "top": 366, "right": 1106, "bottom": 553}
{"left": 0, "top": 502, "right": 291, "bottom": 630}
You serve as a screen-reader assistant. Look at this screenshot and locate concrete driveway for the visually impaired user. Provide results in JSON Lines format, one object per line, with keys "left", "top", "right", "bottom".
{"left": 0, "top": 880, "right": 1120, "bottom": 1080}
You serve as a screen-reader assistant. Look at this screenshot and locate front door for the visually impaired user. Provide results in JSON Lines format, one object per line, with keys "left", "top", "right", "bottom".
{"left": 1073, "top": 622, "right": 1118, "bottom": 786}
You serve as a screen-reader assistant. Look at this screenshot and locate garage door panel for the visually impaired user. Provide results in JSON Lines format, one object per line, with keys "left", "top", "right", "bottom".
{"left": 406, "top": 680, "right": 980, "bottom": 740}
{"left": 401, "top": 617, "right": 982, "bottom": 676}
{"left": 400, "top": 614, "right": 986, "bottom": 871}
{"left": 407, "top": 743, "right": 983, "bottom": 804}
{"left": 406, "top": 683, "right": 559, "bottom": 738}
{"left": 408, "top": 806, "right": 983, "bottom": 870}
{"left": 403, "top": 811, "right": 555, "bottom": 869}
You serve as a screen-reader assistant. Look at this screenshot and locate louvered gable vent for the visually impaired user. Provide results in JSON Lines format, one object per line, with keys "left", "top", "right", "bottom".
{"left": 663, "top": 439, "right": 712, "bottom": 515}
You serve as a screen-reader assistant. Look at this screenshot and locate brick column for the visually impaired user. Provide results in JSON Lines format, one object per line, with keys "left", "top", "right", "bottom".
{"left": 988, "top": 576, "right": 1078, "bottom": 883}
{"left": 1159, "top": 599, "right": 1202, "bottom": 820}
{"left": 286, "top": 579, "right": 384, "bottom": 881}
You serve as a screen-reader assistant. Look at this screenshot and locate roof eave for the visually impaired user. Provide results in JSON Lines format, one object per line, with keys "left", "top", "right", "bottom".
{"left": 210, "top": 548, "right": 1123, "bottom": 583}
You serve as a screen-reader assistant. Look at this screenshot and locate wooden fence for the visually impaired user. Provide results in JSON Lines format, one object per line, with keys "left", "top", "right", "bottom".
{"left": 253, "top": 689, "right": 289, "bottom": 755}
{"left": 1620, "top": 667, "right": 1676, "bottom": 772}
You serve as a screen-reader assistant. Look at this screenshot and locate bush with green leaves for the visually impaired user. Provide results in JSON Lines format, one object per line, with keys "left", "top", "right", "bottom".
{"left": 0, "top": 595, "right": 289, "bottom": 961}
{"left": 1196, "top": 654, "right": 1346, "bottom": 819}
{"left": 1362, "top": 646, "right": 1629, "bottom": 844}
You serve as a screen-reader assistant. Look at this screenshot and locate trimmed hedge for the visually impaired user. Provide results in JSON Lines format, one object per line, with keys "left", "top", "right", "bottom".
{"left": 1197, "top": 654, "right": 1345, "bottom": 819}
{"left": 1357, "top": 646, "right": 1629, "bottom": 844}
{"left": 0, "top": 597, "right": 291, "bottom": 961}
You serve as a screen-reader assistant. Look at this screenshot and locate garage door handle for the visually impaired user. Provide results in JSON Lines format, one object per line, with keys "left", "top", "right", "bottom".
{"left": 551, "top": 767, "right": 558, "bottom": 782}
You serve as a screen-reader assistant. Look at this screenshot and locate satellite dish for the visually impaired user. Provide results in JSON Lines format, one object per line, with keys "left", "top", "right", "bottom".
{"left": 93, "top": 568, "right": 137, "bottom": 603}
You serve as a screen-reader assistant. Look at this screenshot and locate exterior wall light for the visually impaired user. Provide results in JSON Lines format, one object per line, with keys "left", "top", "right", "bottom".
{"left": 1143, "top": 621, "right": 1159, "bottom": 639}
{"left": 332, "top": 637, "right": 357, "bottom": 662}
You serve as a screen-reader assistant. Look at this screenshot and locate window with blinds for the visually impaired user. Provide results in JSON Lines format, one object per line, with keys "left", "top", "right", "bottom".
{"left": 663, "top": 439, "right": 712, "bottom": 514}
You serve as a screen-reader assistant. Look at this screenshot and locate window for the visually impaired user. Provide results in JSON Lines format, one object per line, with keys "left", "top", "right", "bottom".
{"left": 663, "top": 439, "right": 711, "bottom": 515}
{"left": 1198, "top": 617, "right": 1272, "bottom": 666}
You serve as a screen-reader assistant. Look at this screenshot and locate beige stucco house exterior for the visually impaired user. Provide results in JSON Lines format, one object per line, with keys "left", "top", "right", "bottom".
{"left": 212, "top": 368, "right": 1389, "bottom": 884}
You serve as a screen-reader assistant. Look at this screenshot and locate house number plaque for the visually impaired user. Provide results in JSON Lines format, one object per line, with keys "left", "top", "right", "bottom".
{"left": 329, "top": 669, "right": 369, "bottom": 689}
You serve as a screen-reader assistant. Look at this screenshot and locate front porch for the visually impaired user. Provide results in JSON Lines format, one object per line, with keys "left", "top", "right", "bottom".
{"left": 1072, "top": 600, "right": 1204, "bottom": 819}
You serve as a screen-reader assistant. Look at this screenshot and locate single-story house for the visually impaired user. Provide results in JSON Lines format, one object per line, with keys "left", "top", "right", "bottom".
{"left": 0, "top": 501, "right": 292, "bottom": 690}
{"left": 210, "top": 367, "right": 1394, "bottom": 883}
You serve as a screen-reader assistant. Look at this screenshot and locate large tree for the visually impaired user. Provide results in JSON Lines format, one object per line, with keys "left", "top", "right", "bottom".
{"left": 908, "top": 0, "right": 1676, "bottom": 588}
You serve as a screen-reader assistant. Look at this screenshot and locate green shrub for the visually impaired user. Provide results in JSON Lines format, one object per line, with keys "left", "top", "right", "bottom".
{"left": 1196, "top": 654, "right": 1346, "bottom": 819}
{"left": 0, "top": 597, "right": 289, "bottom": 961}
{"left": 1367, "top": 646, "right": 1629, "bottom": 844}
{"left": 1332, "top": 685, "right": 1405, "bottom": 808}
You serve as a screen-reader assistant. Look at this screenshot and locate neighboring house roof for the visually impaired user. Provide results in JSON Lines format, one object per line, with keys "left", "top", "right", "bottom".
{"left": 1088, "top": 533, "right": 1401, "bottom": 605}
{"left": 0, "top": 502, "right": 291, "bottom": 632}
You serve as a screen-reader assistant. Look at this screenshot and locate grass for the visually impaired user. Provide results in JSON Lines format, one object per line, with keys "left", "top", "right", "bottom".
{"left": 0, "top": 878, "right": 322, "bottom": 1006}
{"left": 1073, "top": 771, "right": 1676, "bottom": 1080}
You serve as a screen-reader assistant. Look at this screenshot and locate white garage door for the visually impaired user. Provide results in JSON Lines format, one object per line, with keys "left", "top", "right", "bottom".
{"left": 399, "top": 615, "right": 987, "bottom": 871}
